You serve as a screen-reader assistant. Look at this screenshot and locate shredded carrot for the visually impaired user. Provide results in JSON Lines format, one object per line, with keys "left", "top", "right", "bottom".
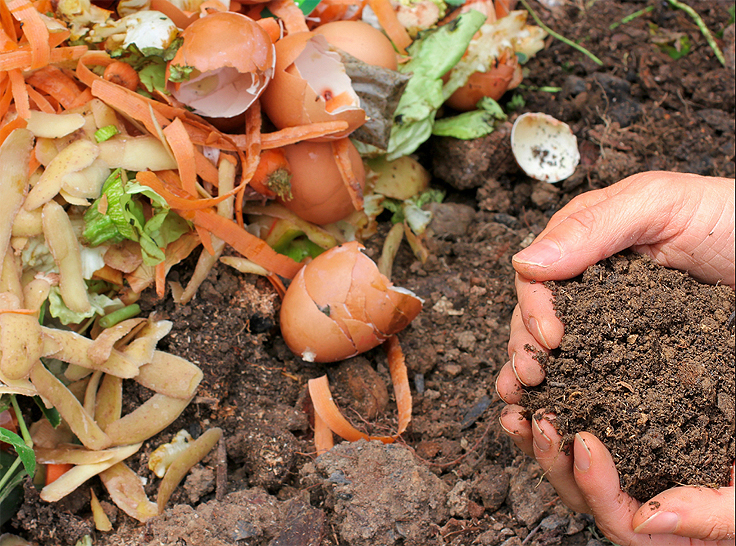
{"left": 0, "top": 0, "right": 17, "bottom": 42}
{"left": 45, "top": 463, "right": 73, "bottom": 486}
{"left": 48, "top": 29, "right": 70, "bottom": 49}
{"left": 67, "top": 88, "right": 93, "bottom": 109}
{"left": 8, "top": 68, "right": 29, "bottom": 119}
{"left": 187, "top": 209, "right": 303, "bottom": 279}
{"left": 238, "top": 101, "right": 263, "bottom": 227}
{"left": 136, "top": 171, "right": 241, "bottom": 210}
{"left": 28, "top": 147, "right": 40, "bottom": 176}
{"left": 266, "top": 273, "right": 287, "bottom": 299}
{"left": 155, "top": 261, "right": 166, "bottom": 298}
{"left": 307, "top": 334, "right": 412, "bottom": 448}
{"left": 103, "top": 61, "right": 140, "bottom": 91}
{"left": 196, "top": 225, "right": 216, "bottom": 256}
{"left": 0, "top": 116, "right": 26, "bottom": 146}
{"left": 163, "top": 118, "right": 198, "bottom": 197}
{"left": 91, "top": 79, "right": 171, "bottom": 139}
{"left": 367, "top": 0, "right": 411, "bottom": 54}
{"left": 332, "top": 137, "right": 363, "bottom": 210}
{"left": 312, "top": 408, "right": 334, "bottom": 455}
{"left": 250, "top": 148, "right": 290, "bottom": 198}
{"left": 194, "top": 149, "right": 220, "bottom": 186}
{"left": 259, "top": 121, "right": 350, "bottom": 149}
{"left": 0, "top": 79, "right": 12, "bottom": 120}
{"left": 266, "top": 0, "right": 309, "bottom": 33}
{"left": 25, "top": 84, "right": 55, "bottom": 113}
{"left": 0, "top": 45, "right": 86, "bottom": 71}
{"left": 76, "top": 50, "right": 113, "bottom": 88}
{"left": 7, "top": 0, "right": 49, "bottom": 69}
{"left": 26, "top": 65, "right": 82, "bottom": 109}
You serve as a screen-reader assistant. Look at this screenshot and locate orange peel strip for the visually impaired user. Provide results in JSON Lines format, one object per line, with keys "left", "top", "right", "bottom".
{"left": 308, "top": 334, "right": 412, "bottom": 446}
{"left": 367, "top": 0, "right": 411, "bottom": 54}
{"left": 313, "top": 407, "right": 335, "bottom": 456}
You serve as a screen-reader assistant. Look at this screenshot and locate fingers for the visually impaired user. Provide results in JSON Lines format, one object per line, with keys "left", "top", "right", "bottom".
{"left": 496, "top": 361, "right": 524, "bottom": 404}
{"left": 513, "top": 276, "right": 564, "bottom": 351}
{"left": 499, "top": 404, "right": 533, "bottom": 457}
{"left": 531, "top": 413, "right": 589, "bottom": 513}
{"left": 632, "top": 485, "right": 735, "bottom": 542}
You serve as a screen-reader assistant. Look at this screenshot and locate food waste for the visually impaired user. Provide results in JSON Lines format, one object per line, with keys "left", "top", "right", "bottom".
{"left": 0, "top": 0, "right": 547, "bottom": 534}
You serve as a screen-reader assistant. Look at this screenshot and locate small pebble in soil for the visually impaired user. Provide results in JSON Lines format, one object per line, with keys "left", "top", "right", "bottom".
{"left": 523, "top": 252, "right": 735, "bottom": 501}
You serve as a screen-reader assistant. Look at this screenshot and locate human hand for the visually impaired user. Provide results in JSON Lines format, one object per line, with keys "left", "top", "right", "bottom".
{"left": 496, "top": 172, "right": 735, "bottom": 540}
{"left": 499, "top": 408, "right": 735, "bottom": 544}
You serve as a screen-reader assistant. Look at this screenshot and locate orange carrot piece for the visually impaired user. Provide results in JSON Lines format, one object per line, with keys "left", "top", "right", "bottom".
{"left": 0, "top": 112, "right": 26, "bottom": 147}
{"left": 312, "top": 408, "right": 334, "bottom": 456}
{"left": 7, "top": 0, "right": 49, "bottom": 69}
{"left": 48, "top": 28, "right": 70, "bottom": 48}
{"left": 0, "top": 0, "right": 17, "bottom": 42}
{"left": 188, "top": 209, "right": 302, "bottom": 279}
{"left": 155, "top": 261, "right": 166, "bottom": 298}
{"left": 332, "top": 137, "right": 363, "bottom": 210}
{"left": 25, "top": 84, "right": 55, "bottom": 113}
{"left": 308, "top": 334, "right": 412, "bottom": 445}
{"left": 8, "top": 68, "right": 29, "bottom": 119}
{"left": 103, "top": 61, "right": 140, "bottom": 91}
{"left": 367, "top": 0, "right": 411, "bottom": 53}
{"left": 163, "top": 118, "right": 198, "bottom": 197}
{"left": 259, "top": 121, "right": 350, "bottom": 149}
{"left": 45, "top": 463, "right": 73, "bottom": 486}
{"left": 91, "top": 79, "right": 170, "bottom": 138}
{"left": 0, "top": 44, "right": 86, "bottom": 71}
{"left": 194, "top": 149, "right": 220, "bottom": 186}
{"left": 67, "top": 88, "right": 93, "bottom": 109}
{"left": 250, "top": 148, "right": 290, "bottom": 198}
{"left": 196, "top": 225, "right": 215, "bottom": 256}
{"left": 267, "top": 0, "right": 309, "bottom": 33}
{"left": 266, "top": 273, "right": 287, "bottom": 299}
{"left": 0, "top": 78, "right": 11, "bottom": 120}
{"left": 76, "top": 50, "right": 113, "bottom": 88}
{"left": 26, "top": 65, "right": 82, "bottom": 109}
{"left": 136, "top": 171, "right": 241, "bottom": 210}
{"left": 238, "top": 101, "right": 263, "bottom": 227}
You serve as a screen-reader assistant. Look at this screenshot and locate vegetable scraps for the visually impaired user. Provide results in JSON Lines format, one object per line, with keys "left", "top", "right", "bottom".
{"left": 0, "top": 0, "right": 548, "bottom": 531}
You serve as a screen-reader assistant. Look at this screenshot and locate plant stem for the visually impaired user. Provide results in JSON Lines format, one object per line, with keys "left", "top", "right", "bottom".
{"left": 518, "top": 0, "right": 603, "bottom": 66}
{"left": 665, "top": 0, "right": 726, "bottom": 66}
{"left": 10, "top": 395, "right": 32, "bottom": 448}
{"left": 609, "top": 5, "right": 654, "bottom": 30}
{"left": 0, "top": 457, "right": 22, "bottom": 494}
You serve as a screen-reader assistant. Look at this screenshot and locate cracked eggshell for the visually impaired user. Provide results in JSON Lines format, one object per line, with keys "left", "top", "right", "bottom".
{"left": 445, "top": 51, "right": 522, "bottom": 112}
{"left": 280, "top": 241, "right": 422, "bottom": 363}
{"left": 312, "top": 21, "right": 398, "bottom": 70}
{"left": 510, "top": 112, "right": 580, "bottom": 183}
{"left": 166, "top": 12, "right": 275, "bottom": 119}
{"left": 260, "top": 32, "right": 366, "bottom": 140}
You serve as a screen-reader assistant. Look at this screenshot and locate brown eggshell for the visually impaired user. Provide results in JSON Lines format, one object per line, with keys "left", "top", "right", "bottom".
{"left": 445, "top": 53, "right": 522, "bottom": 112}
{"left": 313, "top": 21, "right": 399, "bottom": 70}
{"left": 167, "top": 12, "right": 275, "bottom": 118}
{"left": 277, "top": 139, "right": 365, "bottom": 225}
{"left": 279, "top": 242, "right": 422, "bottom": 362}
{"left": 279, "top": 266, "right": 356, "bottom": 362}
{"left": 260, "top": 32, "right": 366, "bottom": 139}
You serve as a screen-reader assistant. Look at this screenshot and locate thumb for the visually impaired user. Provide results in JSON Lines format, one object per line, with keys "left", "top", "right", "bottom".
{"left": 632, "top": 485, "right": 735, "bottom": 541}
{"left": 512, "top": 189, "right": 653, "bottom": 281}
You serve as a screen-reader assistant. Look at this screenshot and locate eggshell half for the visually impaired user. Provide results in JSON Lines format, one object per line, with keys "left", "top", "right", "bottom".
{"left": 511, "top": 112, "right": 580, "bottom": 183}
{"left": 280, "top": 241, "right": 423, "bottom": 362}
{"left": 313, "top": 21, "right": 398, "bottom": 70}
{"left": 167, "top": 12, "right": 275, "bottom": 119}
{"left": 260, "top": 32, "right": 366, "bottom": 140}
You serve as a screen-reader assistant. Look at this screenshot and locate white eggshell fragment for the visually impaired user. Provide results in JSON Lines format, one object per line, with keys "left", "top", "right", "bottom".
{"left": 510, "top": 112, "right": 580, "bottom": 183}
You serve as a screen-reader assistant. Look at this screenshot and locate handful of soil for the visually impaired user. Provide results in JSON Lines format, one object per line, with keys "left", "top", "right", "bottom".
{"left": 523, "top": 252, "right": 735, "bottom": 501}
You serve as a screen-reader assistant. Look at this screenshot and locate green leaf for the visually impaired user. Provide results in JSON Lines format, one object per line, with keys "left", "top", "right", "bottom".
{"left": 168, "top": 64, "right": 195, "bottom": 83}
{"left": 432, "top": 97, "right": 507, "bottom": 139}
{"left": 386, "top": 10, "right": 487, "bottom": 160}
{"left": 34, "top": 396, "right": 61, "bottom": 428}
{"left": 0, "top": 429, "right": 35, "bottom": 477}
{"left": 0, "top": 450, "right": 25, "bottom": 525}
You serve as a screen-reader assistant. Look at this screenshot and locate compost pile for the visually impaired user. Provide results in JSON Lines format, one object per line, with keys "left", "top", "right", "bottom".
{"left": 0, "top": 0, "right": 734, "bottom": 545}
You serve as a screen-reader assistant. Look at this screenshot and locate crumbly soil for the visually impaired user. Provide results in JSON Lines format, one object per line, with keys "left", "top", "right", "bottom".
{"left": 4, "top": 1, "right": 736, "bottom": 545}
{"left": 523, "top": 253, "right": 735, "bottom": 501}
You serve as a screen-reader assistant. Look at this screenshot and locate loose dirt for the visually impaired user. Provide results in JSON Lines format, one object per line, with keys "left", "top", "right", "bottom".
{"left": 4, "top": 1, "right": 735, "bottom": 545}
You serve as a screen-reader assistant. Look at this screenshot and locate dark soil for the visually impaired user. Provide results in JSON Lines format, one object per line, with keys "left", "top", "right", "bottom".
{"left": 4, "top": 1, "right": 735, "bottom": 545}
{"left": 523, "top": 252, "right": 735, "bottom": 501}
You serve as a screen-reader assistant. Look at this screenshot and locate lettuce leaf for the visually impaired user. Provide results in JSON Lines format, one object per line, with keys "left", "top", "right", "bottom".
{"left": 386, "top": 10, "right": 486, "bottom": 160}
{"left": 432, "top": 97, "right": 507, "bottom": 139}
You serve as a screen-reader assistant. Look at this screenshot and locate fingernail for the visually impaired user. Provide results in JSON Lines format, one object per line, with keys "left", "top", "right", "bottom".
{"left": 498, "top": 416, "right": 519, "bottom": 437}
{"left": 532, "top": 418, "right": 551, "bottom": 452}
{"left": 529, "top": 317, "right": 551, "bottom": 350}
{"left": 511, "top": 353, "right": 530, "bottom": 387}
{"left": 574, "top": 433, "right": 591, "bottom": 472}
{"left": 633, "top": 512, "right": 680, "bottom": 535}
{"left": 513, "top": 239, "right": 561, "bottom": 267}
